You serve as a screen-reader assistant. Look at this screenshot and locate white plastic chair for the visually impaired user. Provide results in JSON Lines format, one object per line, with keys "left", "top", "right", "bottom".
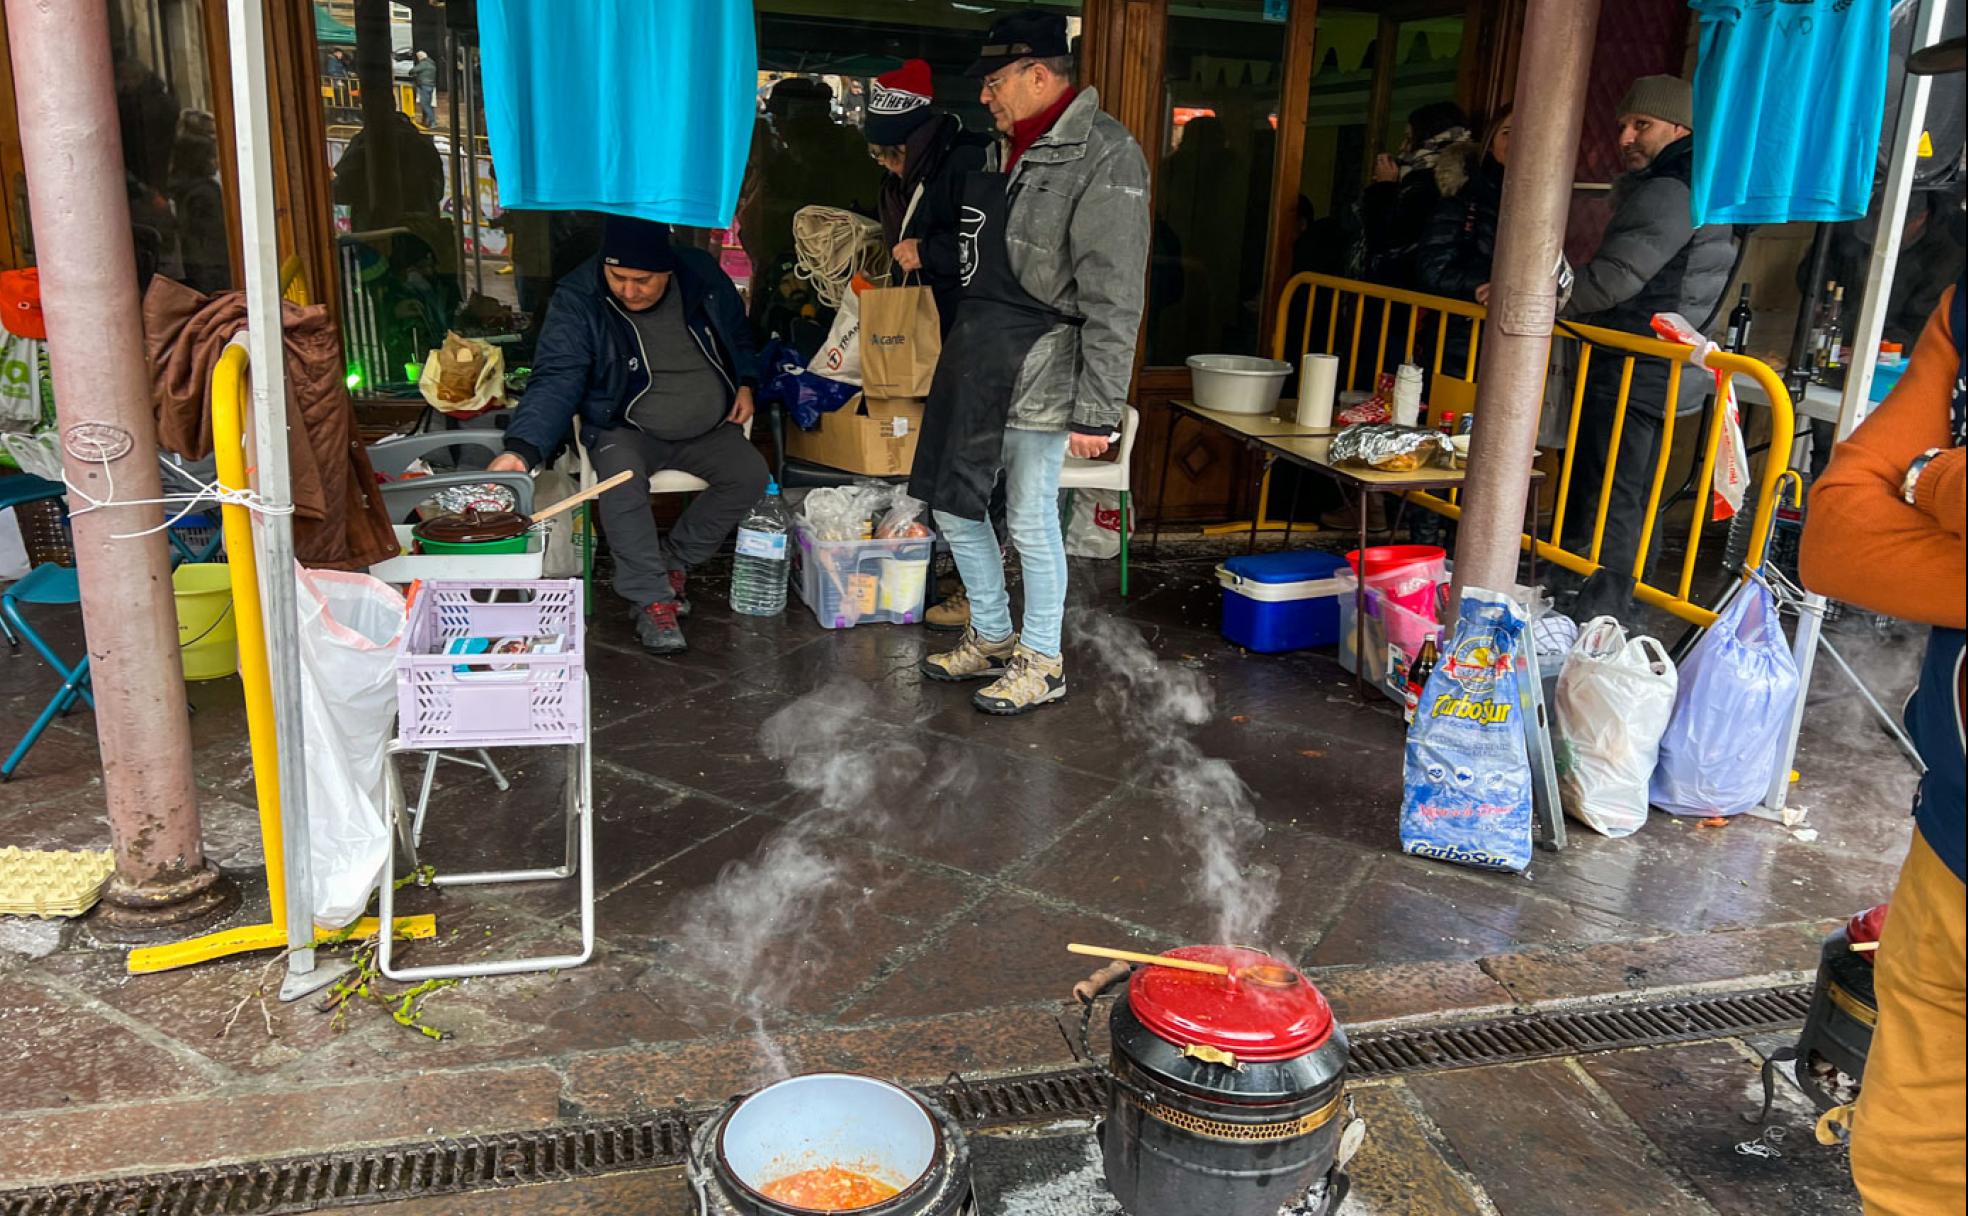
{"left": 1058, "top": 405, "right": 1140, "bottom": 596}
{"left": 572, "top": 416, "right": 755, "bottom": 497}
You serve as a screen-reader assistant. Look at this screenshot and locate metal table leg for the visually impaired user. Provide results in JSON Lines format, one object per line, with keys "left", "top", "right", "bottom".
{"left": 1247, "top": 452, "right": 1275, "bottom": 555}
{"left": 1149, "top": 407, "right": 1181, "bottom": 560}
{"left": 1355, "top": 484, "right": 1371, "bottom": 700}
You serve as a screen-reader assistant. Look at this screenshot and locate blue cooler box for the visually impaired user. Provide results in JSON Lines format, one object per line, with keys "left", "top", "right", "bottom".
{"left": 1217, "top": 550, "right": 1350, "bottom": 653}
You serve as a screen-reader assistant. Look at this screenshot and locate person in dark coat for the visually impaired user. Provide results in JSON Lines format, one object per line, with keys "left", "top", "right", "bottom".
{"left": 1559, "top": 75, "right": 1735, "bottom": 623}
{"left": 869, "top": 59, "right": 992, "bottom": 338}
{"left": 1358, "top": 100, "right": 1471, "bottom": 288}
{"left": 1413, "top": 107, "right": 1510, "bottom": 381}
{"left": 489, "top": 218, "right": 768, "bottom": 657}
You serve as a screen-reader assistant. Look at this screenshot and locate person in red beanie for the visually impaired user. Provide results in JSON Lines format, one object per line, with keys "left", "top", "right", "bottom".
{"left": 865, "top": 59, "right": 998, "bottom": 632}
{"left": 866, "top": 59, "right": 992, "bottom": 337}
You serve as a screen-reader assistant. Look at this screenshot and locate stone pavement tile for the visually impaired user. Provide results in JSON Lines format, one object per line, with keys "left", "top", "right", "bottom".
{"left": 356, "top": 1168, "right": 692, "bottom": 1214}
{"left": 1185, "top": 715, "right": 1406, "bottom": 850}
{"left": 26, "top": 946, "right": 411, "bottom": 1079}
{"left": 563, "top": 1007, "right": 1074, "bottom": 1115}
{"left": 839, "top": 889, "right": 1164, "bottom": 1023}
{"left": 1308, "top": 865, "right": 1643, "bottom": 968}
{"left": 1340, "top": 1083, "right": 1488, "bottom": 1216}
{"left": 1479, "top": 924, "right": 1827, "bottom": 1005}
{"left": 0, "top": 975, "right": 217, "bottom": 1113}
{"left": 595, "top": 815, "right": 974, "bottom": 1019}
{"left": 395, "top": 768, "right": 706, "bottom": 924}
{"left": 1520, "top": 815, "right": 1904, "bottom": 935}
{"left": 584, "top": 637, "right": 726, "bottom": 721}
{"left": 0, "top": 1066, "right": 564, "bottom": 1187}
{"left": 807, "top": 743, "right": 1118, "bottom": 876}
{"left": 1015, "top": 796, "right": 1374, "bottom": 946}
{"left": 0, "top": 781, "right": 117, "bottom": 850}
{"left": 1408, "top": 1060, "right": 1713, "bottom": 1216}
{"left": 605, "top": 600, "right": 824, "bottom": 679}
{"left": 594, "top": 681, "right": 817, "bottom": 809}
{"left": 0, "top": 720, "right": 103, "bottom": 797}
{"left": 1303, "top": 959, "right": 1514, "bottom": 1027}
{"left": 733, "top": 622, "right": 932, "bottom": 707}
{"left": 1584, "top": 1041, "right": 1859, "bottom": 1215}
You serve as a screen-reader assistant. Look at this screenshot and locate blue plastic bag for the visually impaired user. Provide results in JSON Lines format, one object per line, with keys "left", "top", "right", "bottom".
{"left": 756, "top": 339, "right": 861, "bottom": 431}
{"left": 1649, "top": 576, "right": 1798, "bottom": 817}
{"left": 1400, "top": 587, "right": 1535, "bottom": 873}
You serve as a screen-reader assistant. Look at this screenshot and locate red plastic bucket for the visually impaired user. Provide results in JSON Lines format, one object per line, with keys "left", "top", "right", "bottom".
{"left": 1345, "top": 545, "right": 1445, "bottom": 617}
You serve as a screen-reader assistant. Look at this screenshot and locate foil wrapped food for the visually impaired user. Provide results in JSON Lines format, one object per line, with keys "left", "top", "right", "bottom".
{"left": 1329, "top": 424, "right": 1455, "bottom": 473}
{"left": 429, "top": 480, "right": 519, "bottom": 516}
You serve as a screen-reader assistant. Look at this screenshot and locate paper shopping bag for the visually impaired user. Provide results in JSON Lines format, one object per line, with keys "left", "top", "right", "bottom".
{"left": 858, "top": 282, "right": 942, "bottom": 399}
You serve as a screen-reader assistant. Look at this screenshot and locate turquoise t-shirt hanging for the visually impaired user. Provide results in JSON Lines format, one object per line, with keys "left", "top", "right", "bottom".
{"left": 476, "top": 0, "right": 755, "bottom": 228}
{"left": 1688, "top": 0, "right": 1890, "bottom": 225}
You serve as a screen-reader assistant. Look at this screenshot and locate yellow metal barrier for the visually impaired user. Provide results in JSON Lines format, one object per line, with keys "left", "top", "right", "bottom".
{"left": 278, "top": 254, "right": 309, "bottom": 306}
{"left": 1270, "top": 272, "right": 1797, "bottom": 628}
{"left": 127, "top": 345, "right": 433, "bottom": 974}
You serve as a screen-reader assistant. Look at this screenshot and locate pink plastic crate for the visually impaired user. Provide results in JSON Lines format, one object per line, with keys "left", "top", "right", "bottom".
{"left": 395, "top": 579, "right": 586, "bottom": 749}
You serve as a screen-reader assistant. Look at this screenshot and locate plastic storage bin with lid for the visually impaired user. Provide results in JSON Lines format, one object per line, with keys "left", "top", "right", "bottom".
{"left": 1215, "top": 549, "right": 1351, "bottom": 653}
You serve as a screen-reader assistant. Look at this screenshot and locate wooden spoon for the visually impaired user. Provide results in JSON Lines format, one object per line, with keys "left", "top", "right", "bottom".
{"left": 1067, "top": 943, "right": 1230, "bottom": 977}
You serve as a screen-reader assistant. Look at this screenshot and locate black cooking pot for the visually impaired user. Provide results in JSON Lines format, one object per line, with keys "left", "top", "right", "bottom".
{"left": 1088, "top": 946, "right": 1352, "bottom": 1216}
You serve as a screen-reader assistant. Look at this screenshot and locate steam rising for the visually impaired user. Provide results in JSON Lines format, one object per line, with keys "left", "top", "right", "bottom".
{"left": 1076, "top": 611, "right": 1281, "bottom": 947}
{"left": 670, "top": 680, "right": 951, "bottom": 1080}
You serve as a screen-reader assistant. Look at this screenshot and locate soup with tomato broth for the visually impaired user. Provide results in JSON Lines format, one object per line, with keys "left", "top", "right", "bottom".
{"left": 758, "top": 1165, "right": 900, "bottom": 1210}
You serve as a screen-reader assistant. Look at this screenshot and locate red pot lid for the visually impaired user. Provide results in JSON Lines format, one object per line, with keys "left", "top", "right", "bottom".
{"left": 1127, "top": 945, "right": 1334, "bottom": 1063}
{"left": 1847, "top": 904, "right": 1888, "bottom": 960}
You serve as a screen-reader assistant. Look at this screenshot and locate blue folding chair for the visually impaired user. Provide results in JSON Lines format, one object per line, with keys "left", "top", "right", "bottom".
{"left": 1, "top": 563, "right": 92, "bottom": 781}
{"left": 0, "top": 473, "right": 63, "bottom": 652}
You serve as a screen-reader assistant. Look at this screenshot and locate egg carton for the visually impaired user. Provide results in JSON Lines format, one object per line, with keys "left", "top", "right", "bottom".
{"left": 0, "top": 847, "right": 115, "bottom": 918}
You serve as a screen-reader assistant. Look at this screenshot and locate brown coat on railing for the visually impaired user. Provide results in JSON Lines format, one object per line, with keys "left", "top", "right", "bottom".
{"left": 143, "top": 275, "right": 399, "bottom": 571}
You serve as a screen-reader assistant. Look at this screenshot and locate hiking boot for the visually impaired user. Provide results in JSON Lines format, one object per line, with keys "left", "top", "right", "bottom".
{"left": 919, "top": 626, "right": 1016, "bottom": 682}
{"left": 634, "top": 601, "right": 687, "bottom": 655}
{"left": 668, "top": 569, "right": 692, "bottom": 618}
{"left": 972, "top": 646, "right": 1066, "bottom": 715}
{"left": 925, "top": 587, "right": 971, "bottom": 633}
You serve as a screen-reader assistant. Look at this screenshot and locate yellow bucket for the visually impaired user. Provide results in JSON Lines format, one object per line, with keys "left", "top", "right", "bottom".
{"left": 172, "top": 563, "right": 238, "bottom": 681}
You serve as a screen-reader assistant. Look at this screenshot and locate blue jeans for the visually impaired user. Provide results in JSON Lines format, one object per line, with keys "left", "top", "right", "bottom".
{"left": 934, "top": 427, "right": 1069, "bottom": 658}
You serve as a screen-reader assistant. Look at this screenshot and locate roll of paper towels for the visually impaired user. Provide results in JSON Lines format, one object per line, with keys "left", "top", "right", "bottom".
{"left": 1392, "top": 363, "right": 1424, "bottom": 427}
{"left": 1296, "top": 354, "right": 1339, "bottom": 429}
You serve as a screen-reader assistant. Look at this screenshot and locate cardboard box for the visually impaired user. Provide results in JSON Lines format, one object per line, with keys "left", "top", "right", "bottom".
{"left": 784, "top": 394, "right": 925, "bottom": 477}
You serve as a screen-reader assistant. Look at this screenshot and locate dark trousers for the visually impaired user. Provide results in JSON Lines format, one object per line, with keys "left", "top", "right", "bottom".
{"left": 589, "top": 423, "right": 769, "bottom": 608}
{"left": 1560, "top": 392, "right": 1666, "bottom": 621}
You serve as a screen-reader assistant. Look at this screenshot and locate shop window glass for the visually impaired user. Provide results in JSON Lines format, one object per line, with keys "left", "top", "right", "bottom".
{"left": 89, "top": 0, "right": 234, "bottom": 293}
{"left": 1145, "top": 0, "right": 1288, "bottom": 366}
{"left": 315, "top": 0, "right": 1081, "bottom": 394}
{"left": 1292, "top": 13, "right": 1463, "bottom": 283}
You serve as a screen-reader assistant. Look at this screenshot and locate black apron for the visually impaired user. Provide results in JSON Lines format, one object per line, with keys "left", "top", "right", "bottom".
{"left": 907, "top": 169, "right": 1077, "bottom": 521}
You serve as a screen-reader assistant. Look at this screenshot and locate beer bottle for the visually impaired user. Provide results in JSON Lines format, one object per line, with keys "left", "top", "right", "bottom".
{"left": 1403, "top": 637, "right": 1440, "bottom": 725}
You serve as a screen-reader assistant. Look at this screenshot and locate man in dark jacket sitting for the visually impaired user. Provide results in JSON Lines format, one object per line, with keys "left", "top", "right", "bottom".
{"left": 1558, "top": 75, "right": 1734, "bottom": 622}
{"left": 491, "top": 216, "right": 767, "bottom": 655}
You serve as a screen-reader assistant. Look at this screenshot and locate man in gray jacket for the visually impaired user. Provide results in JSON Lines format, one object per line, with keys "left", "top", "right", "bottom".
{"left": 1561, "top": 74, "right": 1734, "bottom": 622}
{"left": 914, "top": 10, "right": 1150, "bottom": 715}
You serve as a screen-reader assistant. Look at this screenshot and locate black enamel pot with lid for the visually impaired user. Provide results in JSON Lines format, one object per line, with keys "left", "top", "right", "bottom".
{"left": 1086, "top": 945, "right": 1354, "bottom": 1216}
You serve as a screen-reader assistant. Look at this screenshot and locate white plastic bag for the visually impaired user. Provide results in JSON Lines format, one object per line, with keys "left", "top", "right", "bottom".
{"left": 1650, "top": 577, "right": 1799, "bottom": 817}
{"left": 1063, "top": 488, "right": 1124, "bottom": 559}
{"left": 1553, "top": 616, "right": 1677, "bottom": 837}
{"left": 0, "top": 333, "right": 44, "bottom": 433}
{"left": 809, "top": 287, "right": 862, "bottom": 385}
{"left": 294, "top": 565, "right": 405, "bottom": 927}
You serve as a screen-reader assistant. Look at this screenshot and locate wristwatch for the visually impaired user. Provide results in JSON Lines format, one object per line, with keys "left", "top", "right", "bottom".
{"left": 1901, "top": 447, "right": 1944, "bottom": 506}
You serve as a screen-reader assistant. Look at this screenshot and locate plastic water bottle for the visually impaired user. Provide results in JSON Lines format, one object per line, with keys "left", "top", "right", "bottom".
{"left": 730, "top": 482, "right": 791, "bottom": 617}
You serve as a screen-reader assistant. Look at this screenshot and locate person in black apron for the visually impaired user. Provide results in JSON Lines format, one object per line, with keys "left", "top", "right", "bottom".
{"left": 909, "top": 167, "right": 1079, "bottom": 712}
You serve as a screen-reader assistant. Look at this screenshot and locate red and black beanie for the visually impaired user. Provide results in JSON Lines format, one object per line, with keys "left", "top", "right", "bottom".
{"left": 865, "top": 59, "right": 935, "bottom": 146}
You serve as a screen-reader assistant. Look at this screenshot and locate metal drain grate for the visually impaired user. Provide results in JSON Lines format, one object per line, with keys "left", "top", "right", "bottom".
{"left": 0, "top": 984, "right": 1809, "bottom": 1215}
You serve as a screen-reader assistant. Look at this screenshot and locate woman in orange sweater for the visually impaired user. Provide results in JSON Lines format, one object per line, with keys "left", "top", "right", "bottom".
{"left": 1799, "top": 255, "right": 1963, "bottom": 1215}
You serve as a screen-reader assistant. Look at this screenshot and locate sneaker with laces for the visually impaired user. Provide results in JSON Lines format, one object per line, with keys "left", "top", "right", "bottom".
{"left": 919, "top": 626, "right": 1017, "bottom": 682}
{"left": 972, "top": 646, "right": 1066, "bottom": 715}
{"left": 668, "top": 569, "right": 691, "bottom": 618}
{"left": 924, "top": 588, "right": 971, "bottom": 633}
{"left": 633, "top": 601, "right": 687, "bottom": 655}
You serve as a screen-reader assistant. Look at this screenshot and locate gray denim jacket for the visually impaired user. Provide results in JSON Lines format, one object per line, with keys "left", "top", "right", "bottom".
{"left": 991, "top": 88, "right": 1151, "bottom": 434}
